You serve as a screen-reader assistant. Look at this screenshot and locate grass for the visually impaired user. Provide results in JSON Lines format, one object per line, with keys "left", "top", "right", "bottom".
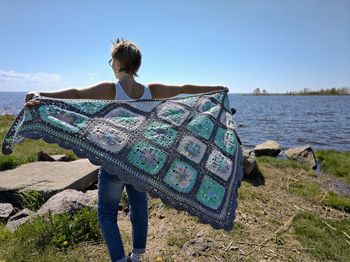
{"left": 17, "top": 189, "right": 45, "bottom": 211}
{"left": 289, "top": 180, "right": 350, "bottom": 212}
{"left": 323, "top": 192, "right": 350, "bottom": 212}
{"left": 316, "top": 150, "right": 350, "bottom": 184}
{"left": 0, "top": 115, "right": 79, "bottom": 171}
{"left": 256, "top": 156, "right": 309, "bottom": 170}
{"left": 292, "top": 212, "right": 350, "bottom": 262}
{"left": 289, "top": 180, "right": 320, "bottom": 201}
{"left": 0, "top": 207, "right": 102, "bottom": 260}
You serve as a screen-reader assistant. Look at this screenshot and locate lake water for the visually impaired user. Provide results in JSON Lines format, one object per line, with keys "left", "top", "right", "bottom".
{"left": 1, "top": 92, "right": 349, "bottom": 151}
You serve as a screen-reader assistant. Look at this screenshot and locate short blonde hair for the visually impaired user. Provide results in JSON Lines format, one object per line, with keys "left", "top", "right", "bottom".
{"left": 111, "top": 38, "right": 141, "bottom": 76}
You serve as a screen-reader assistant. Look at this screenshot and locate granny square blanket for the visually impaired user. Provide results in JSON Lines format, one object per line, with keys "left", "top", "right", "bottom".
{"left": 2, "top": 90, "right": 243, "bottom": 230}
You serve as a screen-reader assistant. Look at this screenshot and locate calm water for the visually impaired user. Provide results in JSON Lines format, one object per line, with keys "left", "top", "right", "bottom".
{"left": 229, "top": 94, "right": 350, "bottom": 151}
{"left": 1, "top": 92, "right": 349, "bottom": 151}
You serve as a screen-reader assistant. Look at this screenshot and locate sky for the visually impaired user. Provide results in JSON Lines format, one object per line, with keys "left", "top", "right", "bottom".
{"left": 0, "top": 0, "right": 349, "bottom": 93}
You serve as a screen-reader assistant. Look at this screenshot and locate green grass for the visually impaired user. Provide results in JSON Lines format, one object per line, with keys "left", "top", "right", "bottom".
{"left": 323, "top": 192, "right": 350, "bottom": 212}
{"left": 0, "top": 115, "right": 79, "bottom": 171}
{"left": 289, "top": 179, "right": 350, "bottom": 212}
{"left": 17, "top": 189, "right": 45, "bottom": 211}
{"left": 0, "top": 207, "right": 102, "bottom": 260}
{"left": 289, "top": 180, "right": 320, "bottom": 200}
{"left": 316, "top": 150, "right": 350, "bottom": 184}
{"left": 256, "top": 156, "right": 308, "bottom": 170}
{"left": 292, "top": 212, "right": 350, "bottom": 261}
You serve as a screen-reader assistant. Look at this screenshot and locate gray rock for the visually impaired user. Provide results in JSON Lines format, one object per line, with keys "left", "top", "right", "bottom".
{"left": 85, "top": 189, "right": 98, "bottom": 208}
{"left": 285, "top": 144, "right": 317, "bottom": 169}
{"left": 243, "top": 149, "right": 257, "bottom": 177}
{"left": 182, "top": 237, "right": 215, "bottom": 257}
{"left": 0, "top": 159, "right": 99, "bottom": 205}
{"left": 0, "top": 203, "right": 14, "bottom": 220}
{"left": 36, "top": 189, "right": 97, "bottom": 216}
{"left": 6, "top": 208, "right": 36, "bottom": 232}
{"left": 253, "top": 140, "right": 281, "bottom": 157}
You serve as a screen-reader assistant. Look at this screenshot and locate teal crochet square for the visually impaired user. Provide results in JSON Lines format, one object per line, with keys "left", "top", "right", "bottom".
{"left": 164, "top": 159, "right": 197, "bottom": 193}
{"left": 175, "top": 96, "right": 199, "bottom": 107}
{"left": 198, "top": 98, "right": 216, "bottom": 112}
{"left": 127, "top": 140, "right": 167, "bottom": 175}
{"left": 212, "top": 93, "right": 224, "bottom": 103}
{"left": 196, "top": 175, "right": 225, "bottom": 210}
{"left": 186, "top": 115, "right": 214, "bottom": 140}
{"left": 66, "top": 101, "right": 109, "bottom": 114}
{"left": 157, "top": 103, "right": 190, "bottom": 127}
{"left": 214, "top": 127, "right": 237, "bottom": 156}
{"left": 39, "top": 105, "right": 88, "bottom": 133}
{"left": 143, "top": 121, "right": 177, "bottom": 148}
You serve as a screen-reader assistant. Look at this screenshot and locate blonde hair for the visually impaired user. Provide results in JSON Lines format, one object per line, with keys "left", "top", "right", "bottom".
{"left": 111, "top": 38, "right": 142, "bottom": 76}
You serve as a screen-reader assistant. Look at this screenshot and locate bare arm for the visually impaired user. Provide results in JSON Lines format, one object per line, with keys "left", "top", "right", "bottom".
{"left": 182, "top": 85, "right": 229, "bottom": 94}
{"left": 148, "top": 83, "right": 228, "bottom": 99}
{"left": 25, "top": 81, "right": 115, "bottom": 106}
{"left": 25, "top": 88, "right": 79, "bottom": 102}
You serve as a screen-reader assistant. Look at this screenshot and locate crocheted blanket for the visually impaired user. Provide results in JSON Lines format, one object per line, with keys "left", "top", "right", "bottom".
{"left": 2, "top": 90, "right": 243, "bottom": 230}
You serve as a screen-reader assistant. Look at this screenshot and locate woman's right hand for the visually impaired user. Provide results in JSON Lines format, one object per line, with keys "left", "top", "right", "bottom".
{"left": 24, "top": 92, "right": 41, "bottom": 107}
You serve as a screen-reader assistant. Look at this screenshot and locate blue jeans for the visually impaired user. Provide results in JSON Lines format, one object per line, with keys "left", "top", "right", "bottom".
{"left": 97, "top": 166, "right": 148, "bottom": 262}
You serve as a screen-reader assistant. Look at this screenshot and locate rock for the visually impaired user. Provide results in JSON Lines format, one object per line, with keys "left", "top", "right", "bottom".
{"left": 0, "top": 159, "right": 99, "bottom": 205}
{"left": 36, "top": 189, "right": 97, "bottom": 216}
{"left": 0, "top": 203, "right": 14, "bottom": 220}
{"left": 6, "top": 208, "right": 36, "bottom": 232}
{"left": 243, "top": 148, "right": 257, "bottom": 177}
{"left": 85, "top": 189, "right": 98, "bottom": 208}
{"left": 285, "top": 144, "right": 317, "bottom": 169}
{"left": 253, "top": 140, "right": 281, "bottom": 157}
{"left": 38, "top": 151, "right": 70, "bottom": 161}
{"left": 182, "top": 237, "right": 215, "bottom": 257}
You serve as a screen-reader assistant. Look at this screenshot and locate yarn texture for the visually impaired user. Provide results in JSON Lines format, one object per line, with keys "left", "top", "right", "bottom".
{"left": 2, "top": 90, "right": 243, "bottom": 230}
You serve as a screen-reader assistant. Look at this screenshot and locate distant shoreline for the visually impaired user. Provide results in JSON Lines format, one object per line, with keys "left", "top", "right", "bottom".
{"left": 238, "top": 93, "right": 350, "bottom": 96}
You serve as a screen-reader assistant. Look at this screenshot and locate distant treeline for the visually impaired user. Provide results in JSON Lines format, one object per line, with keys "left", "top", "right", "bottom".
{"left": 251, "top": 87, "right": 350, "bottom": 95}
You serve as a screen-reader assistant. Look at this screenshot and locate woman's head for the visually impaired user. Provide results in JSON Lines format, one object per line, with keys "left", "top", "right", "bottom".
{"left": 110, "top": 38, "right": 141, "bottom": 77}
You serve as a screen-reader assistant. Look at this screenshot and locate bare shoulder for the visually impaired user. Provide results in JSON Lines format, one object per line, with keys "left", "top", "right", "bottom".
{"left": 77, "top": 81, "right": 116, "bottom": 100}
{"left": 147, "top": 83, "right": 182, "bottom": 99}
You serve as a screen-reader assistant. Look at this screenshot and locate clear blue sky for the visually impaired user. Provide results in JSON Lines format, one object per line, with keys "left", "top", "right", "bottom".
{"left": 0, "top": 0, "right": 349, "bottom": 93}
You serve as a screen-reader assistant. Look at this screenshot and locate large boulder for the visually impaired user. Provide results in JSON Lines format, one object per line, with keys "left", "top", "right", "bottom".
{"left": 36, "top": 189, "right": 97, "bottom": 216}
{"left": 253, "top": 140, "right": 281, "bottom": 157}
{"left": 285, "top": 144, "right": 317, "bottom": 169}
{"left": 0, "top": 159, "right": 99, "bottom": 205}
{"left": 5, "top": 189, "right": 98, "bottom": 232}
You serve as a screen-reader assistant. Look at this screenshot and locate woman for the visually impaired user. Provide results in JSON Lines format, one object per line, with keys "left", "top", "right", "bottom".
{"left": 25, "top": 38, "right": 228, "bottom": 262}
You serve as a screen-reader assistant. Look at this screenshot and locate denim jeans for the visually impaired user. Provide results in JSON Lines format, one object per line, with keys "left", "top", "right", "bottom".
{"left": 97, "top": 166, "right": 148, "bottom": 262}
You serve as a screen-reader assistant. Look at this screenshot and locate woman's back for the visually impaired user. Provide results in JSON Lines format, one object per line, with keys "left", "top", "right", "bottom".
{"left": 115, "top": 81, "right": 152, "bottom": 100}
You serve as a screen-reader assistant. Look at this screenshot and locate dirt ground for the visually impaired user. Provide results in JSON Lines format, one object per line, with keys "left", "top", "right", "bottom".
{"left": 104, "top": 162, "right": 348, "bottom": 262}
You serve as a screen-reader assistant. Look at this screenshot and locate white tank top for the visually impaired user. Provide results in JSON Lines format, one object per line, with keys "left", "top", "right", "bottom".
{"left": 114, "top": 81, "right": 152, "bottom": 100}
